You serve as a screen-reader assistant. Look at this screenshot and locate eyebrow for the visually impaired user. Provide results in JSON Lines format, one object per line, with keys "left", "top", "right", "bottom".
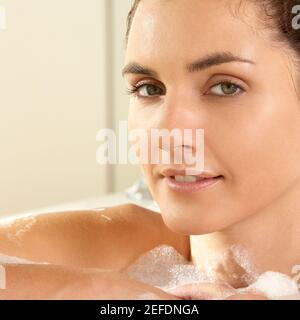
{"left": 122, "top": 51, "right": 255, "bottom": 77}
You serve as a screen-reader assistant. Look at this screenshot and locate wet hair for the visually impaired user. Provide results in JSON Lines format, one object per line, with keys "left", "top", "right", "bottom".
{"left": 125, "top": 0, "right": 300, "bottom": 66}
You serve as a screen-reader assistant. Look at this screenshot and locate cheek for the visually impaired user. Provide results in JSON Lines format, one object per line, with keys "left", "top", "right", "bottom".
{"left": 128, "top": 99, "right": 164, "bottom": 131}
{"left": 218, "top": 96, "right": 300, "bottom": 205}
{"left": 128, "top": 106, "right": 137, "bottom": 132}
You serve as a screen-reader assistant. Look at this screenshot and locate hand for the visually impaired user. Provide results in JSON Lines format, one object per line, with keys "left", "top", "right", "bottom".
{"left": 164, "top": 282, "right": 268, "bottom": 300}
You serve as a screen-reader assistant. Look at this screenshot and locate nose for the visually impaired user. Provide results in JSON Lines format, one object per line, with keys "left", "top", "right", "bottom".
{"left": 156, "top": 89, "right": 207, "bottom": 150}
{"left": 157, "top": 89, "right": 205, "bottom": 133}
{"left": 154, "top": 89, "right": 206, "bottom": 162}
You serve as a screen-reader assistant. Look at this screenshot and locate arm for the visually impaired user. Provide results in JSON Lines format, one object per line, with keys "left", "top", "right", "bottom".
{"left": 0, "top": 263, "right": 178, "bottom": 300}
{"left": 0, "top": 204, "right": 190, "bottom": 271}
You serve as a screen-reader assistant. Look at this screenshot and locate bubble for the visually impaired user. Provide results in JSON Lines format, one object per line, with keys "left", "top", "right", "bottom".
{"left": 242, "top": 271, "right": 299, "bottom": 299}
{"left": 6, "top": 215, "right": 38, "bottom": 245}
{"left": 124, "top": 245, "right": 212, "bottom": 290}
{"left": 124, "top": 244, "right": 300, "bottom": 299}
{"left": 230, "top": 244, "right": 259, "bottom": 285}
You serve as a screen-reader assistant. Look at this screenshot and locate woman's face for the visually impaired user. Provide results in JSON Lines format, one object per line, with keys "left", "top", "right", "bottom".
{"left": 124, "top": 0, "right": 300, "bottom": 234}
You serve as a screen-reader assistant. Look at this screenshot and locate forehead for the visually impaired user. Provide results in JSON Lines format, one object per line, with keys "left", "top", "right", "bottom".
{"left": 126, "top": 0, "right": 267, "bottom": 66}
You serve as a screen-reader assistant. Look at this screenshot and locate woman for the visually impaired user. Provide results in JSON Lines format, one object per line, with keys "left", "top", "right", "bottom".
{"left": 1, "top": 0, "right": 300, "bottom": 299}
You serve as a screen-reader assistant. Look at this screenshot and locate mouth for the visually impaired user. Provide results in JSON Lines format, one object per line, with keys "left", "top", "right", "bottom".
{"left": 159, "top": 169, "right": 224, "bottom": 193}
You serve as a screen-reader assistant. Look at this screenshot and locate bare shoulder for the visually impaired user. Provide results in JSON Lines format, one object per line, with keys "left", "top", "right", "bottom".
{"left": 0, "top": 204, "right": 190, "bottom": 271}
{"left": 103, "top": 203, "right": 190, "bottom": 259}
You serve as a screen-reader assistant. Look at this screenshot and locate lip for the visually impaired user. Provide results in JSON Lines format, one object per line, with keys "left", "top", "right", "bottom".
{"left": 164, "top": 176, "right": 223, "bottom": 193}
{"left": 160, "top": 168, "right": 221, "bottom": 179}
{"left": 159, "top": 168, "right": 223, "bottom": 193}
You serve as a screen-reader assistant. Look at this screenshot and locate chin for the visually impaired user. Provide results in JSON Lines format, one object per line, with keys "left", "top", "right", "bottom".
{"left": 151, "top": 178, "right": 261, "bottom": 234}
{"left": 161, "top": 217, "right": 232, "bottom": 235}
{"left": 158, "top": 202, "right": 248, "bottom": 235}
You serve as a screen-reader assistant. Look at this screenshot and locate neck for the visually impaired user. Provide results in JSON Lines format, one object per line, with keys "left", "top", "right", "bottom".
{"left": 189, "top": 180, "right": 300, "bottom": 288}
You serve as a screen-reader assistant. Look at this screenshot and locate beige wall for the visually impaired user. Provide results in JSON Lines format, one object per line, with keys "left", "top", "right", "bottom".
{"left": 0, "top": 0, "right": 109, "bottom": 215}
{"left": 111, "top": 0, "right": 141, "bottom": 192}
{"left": 0, "top": 0, "right": 140, "bottom": 216}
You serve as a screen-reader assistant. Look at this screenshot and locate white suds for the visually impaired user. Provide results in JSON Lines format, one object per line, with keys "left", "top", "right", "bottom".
{"left": 231, "top": 244, "right": 259, "bottom": 284}
{"left": 240, "top": 271, "right": 299, "bottom": 299}
{"left": 124, "top": 245, "right": 212, "bottom": 290}
{"left": 124, "top": 245, "right": 300, "bottom": 299}
{"left": 6, "top": 215, "right": 37, "bottom": 245}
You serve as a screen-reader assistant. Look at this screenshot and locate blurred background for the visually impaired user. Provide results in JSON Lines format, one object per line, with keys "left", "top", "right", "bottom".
{"left": 0, "top": 0, "right": 156, "bottom": 218}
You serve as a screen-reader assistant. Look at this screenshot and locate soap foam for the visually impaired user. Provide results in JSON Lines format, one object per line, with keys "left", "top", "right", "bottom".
{"left": 241, "top": 271, "right": 299, "bottom": 299}
{"left": 230, "top": 244, "right": 259, "bottom": 284}
{"left": 5, "top": 215, "right": 37, "bottom": 245}
{"left": 124, "top": 244, "right": 300, "bottom": 299}
{"left": 124, "top": 245, "right": 213, "bottom": 290}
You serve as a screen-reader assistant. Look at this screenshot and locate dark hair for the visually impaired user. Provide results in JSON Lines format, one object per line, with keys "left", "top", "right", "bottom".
{"left": 125, "top": 0, "right": 300, "bottom": 67}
